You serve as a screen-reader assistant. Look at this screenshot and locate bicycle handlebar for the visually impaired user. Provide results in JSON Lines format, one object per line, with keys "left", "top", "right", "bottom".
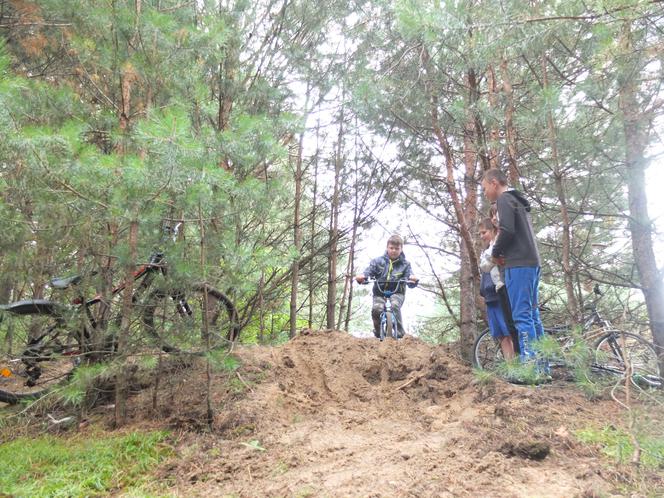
{"left": 359, "top": 278, "right": 418, "bottom": 289}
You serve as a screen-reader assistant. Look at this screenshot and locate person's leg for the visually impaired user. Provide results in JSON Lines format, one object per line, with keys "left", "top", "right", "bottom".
{"left": 500, "top": 336, "right": 515, "bottom": 360}
{"left": 505, "top": 267, "right": 538, "bottom": 362}
{"left": 371, "top": 296, "right": 385, "bottom": 338}
{"left": 390, "top": 293, "right": 406, "bottom": 337}
{"left": 530, "top": 267, "right": 549, "bottom": 374}
{"left": 487, "top": 301, "right": 515, "bottom": 360}
{"left": 497, "top": 285, "right": 520, "bottom": 355}
{"left": 532, "top": 267, "right": 545, "bottom": 340}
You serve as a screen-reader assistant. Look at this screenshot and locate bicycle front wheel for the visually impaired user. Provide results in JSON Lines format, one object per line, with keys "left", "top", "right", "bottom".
{"left": 594, "top": 331, "right": 661, "bottom": 387}
{"left": 142, "top": 284, "right": 238, "bottom": 354}
{"left": 0, "top": 310, "right": 79, "bottom": 404}
{"left": 384, "top": 312, "right": 392, "bottom": 341}
{"left": 472, "top": 328, "right": 503, "bottom": 371}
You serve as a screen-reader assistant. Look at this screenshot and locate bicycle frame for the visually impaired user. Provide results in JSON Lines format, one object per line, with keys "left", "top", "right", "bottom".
{"left": 360, "top": 278, "right": 417, "bottom": 341}
{"left": 379, "top": 290, "right": 399, "bottom": 341}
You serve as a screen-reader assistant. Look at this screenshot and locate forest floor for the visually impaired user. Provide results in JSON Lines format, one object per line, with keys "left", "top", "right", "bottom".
{"left": 3, "top": 330, "right": 664, "bottom": 497}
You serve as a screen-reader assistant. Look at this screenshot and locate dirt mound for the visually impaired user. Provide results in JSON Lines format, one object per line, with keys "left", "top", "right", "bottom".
{"left": 116, "top": 330, "right": 656, "bottom": 497}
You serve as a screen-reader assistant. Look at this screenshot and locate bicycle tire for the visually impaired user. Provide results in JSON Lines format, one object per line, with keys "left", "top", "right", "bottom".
{"left": 594, "top": 330, "right": 662, "bottom": 387}
{"left": 391, "top": 313, "right": 400, "bottom": 340}
{"left": 472, "top": 328, "right": 503, "bottom": 370}
{"left": 384, "top": 312, "right": 392, "bottom": 341}
{"left": 0, "top": 309, "right": 80, "bottom": 404}
{"left": 142, "top": 284, "right": 238, "bottom": 354}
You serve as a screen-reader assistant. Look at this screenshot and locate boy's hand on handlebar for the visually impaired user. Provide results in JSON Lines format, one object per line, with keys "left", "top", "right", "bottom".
{"left": 355, "top": 275, "right": 367, "bottom": 284}
{"left": 407, "top": 276, "right": 419, "bottom": 288}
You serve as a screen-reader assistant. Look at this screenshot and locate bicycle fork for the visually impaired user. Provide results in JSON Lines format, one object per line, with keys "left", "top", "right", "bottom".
{"left": 380, "top": 298, "right": 399, "bottom": 341}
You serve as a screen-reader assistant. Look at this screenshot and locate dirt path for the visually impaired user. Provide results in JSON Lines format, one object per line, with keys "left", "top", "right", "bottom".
{"left": 121, "top": 331, "right": 655, "bottom": 497}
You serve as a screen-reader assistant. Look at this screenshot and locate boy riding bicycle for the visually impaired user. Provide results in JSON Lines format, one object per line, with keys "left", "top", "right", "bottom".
{"left": 355, "top": 235, "right": 419, "bottom": 338}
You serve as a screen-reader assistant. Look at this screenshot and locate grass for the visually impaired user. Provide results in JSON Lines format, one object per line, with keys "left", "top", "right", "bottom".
{"left": 472, "top": 367, "right": 496, "bottom": 385}
{"left": 576, "top": 425, "right": 664, "bottom": 469}
{"left": 495, "top": 357, "right": 548, "bottom": 385}
{"left": 0, "top": 430, "right": 173, "bottom": 497}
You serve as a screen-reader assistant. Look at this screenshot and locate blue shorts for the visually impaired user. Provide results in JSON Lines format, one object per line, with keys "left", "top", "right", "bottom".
{"left": 486, "top": 301, "right": 511, "bottom": 339}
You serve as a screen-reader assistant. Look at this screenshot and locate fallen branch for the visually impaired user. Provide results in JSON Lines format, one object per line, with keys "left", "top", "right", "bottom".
{"left": 395, "top": 372, "right": 425, "bottom": 391}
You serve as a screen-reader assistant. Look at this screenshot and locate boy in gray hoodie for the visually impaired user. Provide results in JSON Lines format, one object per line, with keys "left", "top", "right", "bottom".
{"left": 481, "top": 169, "right": 545, "bottom": 365}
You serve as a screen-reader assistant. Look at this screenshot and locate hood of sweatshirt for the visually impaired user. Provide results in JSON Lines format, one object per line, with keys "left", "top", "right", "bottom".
{"left": 505, "top": 189, "right": 531, "bottom": 212}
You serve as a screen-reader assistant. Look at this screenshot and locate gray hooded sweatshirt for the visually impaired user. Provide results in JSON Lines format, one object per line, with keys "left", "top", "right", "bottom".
{"left": 491, "top": 189, "right": 541, "bottom": 268}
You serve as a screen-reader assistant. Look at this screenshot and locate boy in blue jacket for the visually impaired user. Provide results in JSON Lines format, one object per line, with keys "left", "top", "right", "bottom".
{"left": 355, "top": 235, "right": 419, "bottom": 338}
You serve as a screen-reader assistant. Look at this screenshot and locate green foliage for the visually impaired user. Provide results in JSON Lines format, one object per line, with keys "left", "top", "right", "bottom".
{"left": 576, "top": 425, "right": 664, "bottom": 469}
{"left": 495, "top": 358, "right": 547, "bottom": 385}
{"left": 59, "top": 363, "right": 114, "bottom": 407}
{"left": 472, "top": 367, "right": 496, "bottom": 386}
{"left": 0, "top": 431, "right": 172, "bottom": 496}
{"left": 207, "top": 350, "right": 241, "bottom": 372}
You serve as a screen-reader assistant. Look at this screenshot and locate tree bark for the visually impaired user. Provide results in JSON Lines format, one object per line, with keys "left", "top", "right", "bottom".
{"left": 500, "top": 58, "right": 520, "bottom": 187}
{"left": 458, "top": 68, "right": 481, "bottom": 362}
{"left": 618, "top": 21, "right": 664, "bottom": 372}
{"left": 114, "top": 219, "right": 138, "bottom": 428}
{"left": 289, "top": 136, "right": 303, "bottom": 339}
{"left": 326, "top": 97, "right": 344, "bottom": 330}
{"left": 541, "top": 56, "right": 580, "bottom": 321}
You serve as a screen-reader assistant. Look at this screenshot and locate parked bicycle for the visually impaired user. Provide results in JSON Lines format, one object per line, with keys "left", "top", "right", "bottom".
{"left": 0, "top": 240, "right": 239, "bottom": 404}
{"left": 359, "top": 278, "right": 418, "bottom": 341}
{"left": 472, "top": 285, "right": 661, "bottom": 387}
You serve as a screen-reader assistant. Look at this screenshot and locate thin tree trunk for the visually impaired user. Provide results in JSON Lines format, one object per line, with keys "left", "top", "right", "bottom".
{"left": 199, "top": 201, "right": 214, "bottom": 429}
{"left": 486, "top": 65, "right": 500, "bottom": 170}
{"left": 308, "top": 119, "right": 321, "bottom": 329}
{"left": 458, "top": 68, "right": 480, "bottom": 362}
{"left": 326, "top": 94, "right": 344, "bottom": 330}
{"left": 500, "top": 58, "right": 520, "bottom": 187}
{"left": 343, "top": 156, "right": 361, "bottom": 331}
{"left": 114, "top": 219, "right": 138, "bottom": 428}
{"left": 258, "top": 271, "right": 265, "bottom": 343}
{"left": 618, "top": 21, "right": 664, "bottom": 372}
{"left": 541, "top": 56, "right": 579, "bottom": 321}
{"left": 421, "top": 47, "right": 480, "bottom": 279}
{"left": 290, "top": 84, "right": 309, "bottom": 338}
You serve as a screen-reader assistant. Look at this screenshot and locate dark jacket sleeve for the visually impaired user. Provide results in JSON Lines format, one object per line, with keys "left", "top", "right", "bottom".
{"left": 492, "top": 194, "right": 516, "bottom": 258}
{"left": 364, "top": 257, "right": 380, "bottom": 279}
{"left": 403, "top": 260, "right": 412, "bottom": 280}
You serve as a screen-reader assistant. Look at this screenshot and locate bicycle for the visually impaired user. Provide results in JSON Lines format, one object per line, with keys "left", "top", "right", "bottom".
{"left": 0, "top": 241, "right": 239, "bottom": 405}
{"left": 359, "top": 278, "right": 418, "bottom": 341}
{"left": 472, "top": 285, "right": 661, "bottom": 387}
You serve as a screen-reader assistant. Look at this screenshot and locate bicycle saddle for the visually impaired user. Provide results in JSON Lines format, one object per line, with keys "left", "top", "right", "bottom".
{"left": 0, "top": 299, "right": 65, "bottom": 315}
{"left": 50, "top": 275, "right": 83, "bottom": 289}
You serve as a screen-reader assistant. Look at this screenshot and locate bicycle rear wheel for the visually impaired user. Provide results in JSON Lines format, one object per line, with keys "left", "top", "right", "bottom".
{"left": 142, "top": 284, "right": 238, "bottom": 354}
{"left": 0, "top": 310, "right": 79, "bottom": 404}
{"left": 594, "top": 331, "right": 661, "bottom": 387}
{"left": 472, "top": 328, "right": 503, "bottom": 371}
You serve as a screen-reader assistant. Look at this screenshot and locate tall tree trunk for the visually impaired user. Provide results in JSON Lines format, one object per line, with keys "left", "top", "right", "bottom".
{"left": 486, "top": 65, "right": 500, "bottom": 170}
{"left": 541, "top": 56, "right": 579, "bottom": 321}
{"left": 618, "top": 21, "right": 664, "bottom": 372}
{"left": 308, "top": 118, "right": 321, "bottom": 329}
{"left": 114, "top": 219, "right": 138, "bottom": 428}
{"left": 326, "top": 98, "right": 344, "bottom": 330}
{"left": 500, "top": 58, "right": 520, "bottom": 187}
{"left": 198, "top": 201, "right": 214, "bottom": 429}
{"left": 458, "top": 68, "right": 480, "bottom": 361}
{"left": 258, "top": 271, "right": 265, "bottom": 343}
{"left": 289, "top": 83, "right": 310, "bottom": 338}
{"left": 289, "top": 138, "right": 303, "bottom": 338}
{"left": 342, "top": 154, "right": 362, "bottom": 331}
{"left": 421, "top": 47, "right": 480, "bottom": 362}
